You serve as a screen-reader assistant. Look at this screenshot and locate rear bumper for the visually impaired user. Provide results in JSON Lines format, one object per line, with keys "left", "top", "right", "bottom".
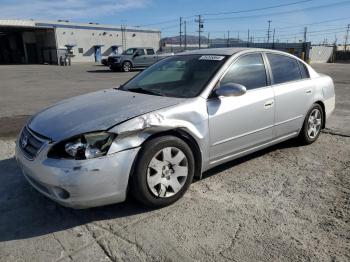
{"left": 15, "top": 140, "right": 140, "bottom": 209}
{"left": 324, "top": 95, "right": 335, "bottom": 121}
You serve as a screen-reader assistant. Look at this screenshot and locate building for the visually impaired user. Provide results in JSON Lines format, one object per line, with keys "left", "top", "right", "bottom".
{"left": 0, "top": 19, "right": 160, "bottom": 64}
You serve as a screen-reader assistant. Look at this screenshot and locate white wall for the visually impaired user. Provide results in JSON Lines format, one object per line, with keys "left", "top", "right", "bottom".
{"left": 309, "top": 46, "right": 334, "bottom": 63}
{"left": 55, "top": 27, "right": 160, "bottom": 63}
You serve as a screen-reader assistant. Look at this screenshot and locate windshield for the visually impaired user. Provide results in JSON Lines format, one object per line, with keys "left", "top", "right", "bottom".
{"left": 120, "top": 54, "right": 227, "bottom": 98}
{"left": 122, "top": 48, "right": 138, "bottom": 55}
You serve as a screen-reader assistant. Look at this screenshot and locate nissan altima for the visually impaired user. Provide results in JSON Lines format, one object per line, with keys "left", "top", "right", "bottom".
{"left": 15, "top": 48, "right": 335, "bottom": 208}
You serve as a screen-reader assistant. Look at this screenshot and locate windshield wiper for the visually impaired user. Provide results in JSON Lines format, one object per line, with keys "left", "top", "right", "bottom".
{"left": 127, "top": 87, "right": 165, "bottom": 96}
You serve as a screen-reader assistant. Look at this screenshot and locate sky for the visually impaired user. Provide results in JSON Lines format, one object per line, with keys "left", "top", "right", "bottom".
{"left": 0, "top": 0, "right": 350, "bottom": 44}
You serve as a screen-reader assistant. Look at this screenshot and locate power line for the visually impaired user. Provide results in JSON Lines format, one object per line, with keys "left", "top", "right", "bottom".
{"left": 272, "top": 16, "right": 350, "bottom": 30}
{"left": 276, "top": 29, "right": 347, "bottom": 41}
{"left": 201, "top": 0, "right": 312, "bottom": 16}
{"left": 204, "top": 0, "right": 350, "bottom": 22}
{"left": 252, "top": 26, "right": 347, "bottom": 40}
{"left": 133, "top": 0, "right": 313, "bottom": 28}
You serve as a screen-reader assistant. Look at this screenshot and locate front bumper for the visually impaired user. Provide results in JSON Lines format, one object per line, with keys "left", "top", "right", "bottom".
{"left": 109, "top": 61, "right": 122, "bottom": 69}
{"left": 15, "top": 140, "right": 140, "bottom": 209}
{"left": 101, "top": 59, "right": 109, "bottom": 66}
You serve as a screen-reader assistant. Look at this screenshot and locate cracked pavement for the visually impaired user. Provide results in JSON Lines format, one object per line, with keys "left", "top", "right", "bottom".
{"left": 0, "top": 63, "right": 349, "bottom": 261}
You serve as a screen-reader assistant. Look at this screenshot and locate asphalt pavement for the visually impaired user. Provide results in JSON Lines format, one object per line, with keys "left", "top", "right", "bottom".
{"left": 0, "top": 63, "right": 349, "bottom": 262}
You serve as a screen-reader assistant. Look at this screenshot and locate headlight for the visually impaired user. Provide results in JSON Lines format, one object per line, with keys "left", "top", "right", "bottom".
{"left": 49, "top": 132, "right": 115, "bottom": 160}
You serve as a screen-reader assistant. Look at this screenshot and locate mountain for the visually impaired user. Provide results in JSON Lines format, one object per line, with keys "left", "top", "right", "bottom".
{"left": 160, "top": 35, "right": 245, "bottom": 45}
{"left": 161, "top": 35, "right": 208, "bottom": 45}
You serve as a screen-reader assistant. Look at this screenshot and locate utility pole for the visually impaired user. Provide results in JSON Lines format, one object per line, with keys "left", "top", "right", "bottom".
{"left": 121, "top": 24, "right": 127, "bottom": 51}
{"left": 237, "top": 31, "right": 240, "bottom": 43}
{"left": 303, "top": 26, "right": 308, "bottom": 43}
{"left": 272, "top": 28, "right": 275, "bottom": 49}
{"left": 207, "top": 32, "right": 210, "bottom": 47}
{"left": 179, "top": 17, "right": 183, "bottom": 48}
{"left": 184, "top": 20, "right": 187, "bottom": 50}
{"left": 267, "top": 20, "right": 272, "bottom": 43}
{"left": 345, "top": 24, "right": 350, "bottom": 51}
{"left": 247, "top": 29, "right": 250, "bottom": 47}
{"left": 227, "top": 30, "right": 230, "bottom": 47}
{"left": 195, "top": 15, "right": 204, "bottom": 49}
{"left": 302, "top": 26, "right": 308, "bottom": 61}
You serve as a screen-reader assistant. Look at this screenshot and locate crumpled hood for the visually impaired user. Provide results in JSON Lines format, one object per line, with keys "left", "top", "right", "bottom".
{"left": 28, "top": 89, "right": 185, "bottom": 141}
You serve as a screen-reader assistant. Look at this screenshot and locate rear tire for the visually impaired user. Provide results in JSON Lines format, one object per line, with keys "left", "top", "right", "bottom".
{"left": 298, "top": 103, "right": 324, "bottom": 145}
{"left": 130, "top": 136, "right": 195, "bottom": 208}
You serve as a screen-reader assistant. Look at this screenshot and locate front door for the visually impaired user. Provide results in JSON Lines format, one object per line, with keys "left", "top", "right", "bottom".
{"left": 208, "top": 53, "right": 275, "bottom": 163}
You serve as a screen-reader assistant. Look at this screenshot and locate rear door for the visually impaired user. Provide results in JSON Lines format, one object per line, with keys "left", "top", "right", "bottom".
{"left": 265, "top": 53, "right": 314, "bottom": 138}
{"left": 145, "top": 48, "right": 157, "bottom": 65}
{"left": 133, "top": 49, "right": 147, "bottom": 67}
{"left": 208, "top": 52, "right": 275, "bottom": 163}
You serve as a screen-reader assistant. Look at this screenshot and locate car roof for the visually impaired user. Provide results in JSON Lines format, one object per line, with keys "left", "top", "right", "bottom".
{"left": 177, "top": 47, "right": 290, "bottom": 56}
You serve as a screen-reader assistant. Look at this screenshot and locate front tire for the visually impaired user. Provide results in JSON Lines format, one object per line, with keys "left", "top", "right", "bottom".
{"left": 122, "top": 61, "right": 132, "bottom": 72}
{"left": 299, "top": 103, "right": 324, "bottom": 144}
{"left": 130, "top": 136, "right": 195, "bottom": 208}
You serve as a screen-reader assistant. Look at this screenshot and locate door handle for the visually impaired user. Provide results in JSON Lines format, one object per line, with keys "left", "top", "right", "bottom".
{"left": 306, "top": 89, "right": 312, "bottom": 94}
{"left": 264, "top": 100, "right": 274, "bottom": 108}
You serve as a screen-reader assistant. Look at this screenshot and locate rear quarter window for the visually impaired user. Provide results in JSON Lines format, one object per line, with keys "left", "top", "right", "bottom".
{"left": 267, "top": 53, "right": 302, "bottom": 84}
{"left": 298, "top": 61, "right": 310, "bottom": 79}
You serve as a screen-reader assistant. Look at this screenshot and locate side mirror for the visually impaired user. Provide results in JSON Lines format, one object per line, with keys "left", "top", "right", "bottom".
{"left": 215, "top": 83, "right": 247, "bottom": 97}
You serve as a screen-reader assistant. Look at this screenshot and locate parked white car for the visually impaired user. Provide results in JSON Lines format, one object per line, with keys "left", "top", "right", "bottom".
{"left": 16, "top": 48, "right": 335, "bottom": 208}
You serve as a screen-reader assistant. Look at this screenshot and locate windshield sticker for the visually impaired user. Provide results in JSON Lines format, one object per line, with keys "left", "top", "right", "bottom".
{"left": 199, "top": 55, "right": 225, "bottom": 61}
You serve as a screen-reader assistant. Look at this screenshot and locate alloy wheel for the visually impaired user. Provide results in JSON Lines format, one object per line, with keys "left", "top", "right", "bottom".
{"left": 146, "top": 147, "right": 188, "bottom": 198}
{"left": 307, "top": 108, "right": 322, "bottom": 139}
{"left": 123, "top": 62, "right": 131, "bottom": 72}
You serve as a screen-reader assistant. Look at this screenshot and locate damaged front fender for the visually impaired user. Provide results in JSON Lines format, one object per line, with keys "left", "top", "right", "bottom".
{"left": 108, "top": 97, "right": 210, "bottom": 171}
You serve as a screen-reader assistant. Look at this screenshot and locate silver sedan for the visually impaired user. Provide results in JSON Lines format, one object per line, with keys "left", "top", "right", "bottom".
{"left": 15, "top": 48, "right": 335, "bottom": 208}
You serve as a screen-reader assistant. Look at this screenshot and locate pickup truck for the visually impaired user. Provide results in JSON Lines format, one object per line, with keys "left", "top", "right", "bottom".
{"left": 108, "top": 47, "right": 173, "bottom": 72}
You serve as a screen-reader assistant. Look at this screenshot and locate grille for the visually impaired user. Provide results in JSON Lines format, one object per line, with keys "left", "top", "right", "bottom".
{"left": 19, "top": 127, "right": 47, "bottom": 160}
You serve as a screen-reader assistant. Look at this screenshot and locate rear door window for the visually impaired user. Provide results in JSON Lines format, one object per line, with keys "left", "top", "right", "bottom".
{"left": 137, "top": 49, "right": 145, "bottom": 56}
{"left": 267, "top": 53, "right": 302, "bottom": 84}
{"left": 146, "top": 49, "right": 155, "bottom": 55}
